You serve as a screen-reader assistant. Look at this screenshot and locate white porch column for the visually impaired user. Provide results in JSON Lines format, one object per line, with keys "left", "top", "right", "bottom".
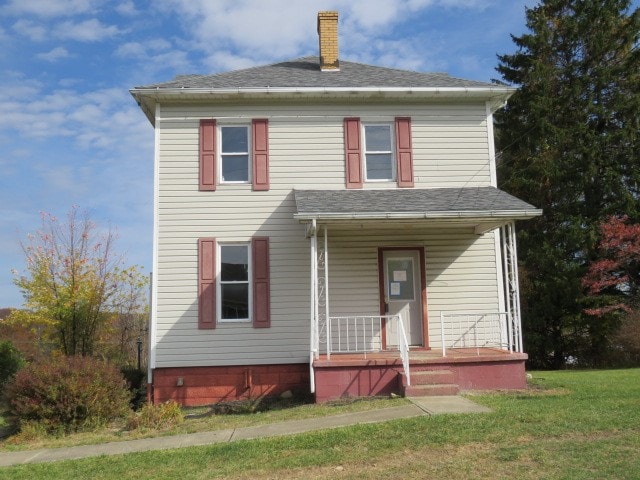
{"left": 501, "top": 221, "right": 523, "bottom": 353}
{"left": 309, "top": 219, "right": 317, "bottom": 393}
{"left": 314, "top": 225, "right": 330, "bottom": 358}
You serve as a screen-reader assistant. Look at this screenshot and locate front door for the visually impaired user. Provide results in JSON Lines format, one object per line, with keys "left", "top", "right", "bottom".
{"left": 382, "top": 250, "right": 424, "bottom": 346}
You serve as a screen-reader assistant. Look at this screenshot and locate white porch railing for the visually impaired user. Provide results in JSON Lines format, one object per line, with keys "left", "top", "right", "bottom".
{"left": 323, "top": 313, "right": 411, "bottom": 386}
{"left": 439, "top": 311, "right": 518, "bottom": 356}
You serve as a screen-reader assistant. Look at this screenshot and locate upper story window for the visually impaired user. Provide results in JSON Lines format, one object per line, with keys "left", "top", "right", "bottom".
{"left": 219, "top": 243, "right": 251, "bottom": 322}
{"left": 220, "top": 126, "right": 250, "bottom": 183}
{"left": 200, "top": 119, "right": 269, "bottom": 191}
{"left": 343, "top": 117, "right": 413, "bottom": 189}
{"left": 363, "top": 124, "right": 395, "bottom": 181}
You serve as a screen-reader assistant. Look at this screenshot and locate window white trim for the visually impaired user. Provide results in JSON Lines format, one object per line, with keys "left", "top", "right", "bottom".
{"left": 219, "top": 124, "right": 251, "bottom": 184}
{"left": 217, "top": 242, "right": 252, "bottom": 323}
{"left": 362, "top": 123, "right": 396, "bottom": 182}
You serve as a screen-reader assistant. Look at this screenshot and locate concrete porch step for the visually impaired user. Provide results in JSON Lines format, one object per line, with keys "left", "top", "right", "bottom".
{"left": 402, "top": 369, "right": 459, "bottom": 397}
{"left": 409, "top": 369, "right": 456, "bottom": 386}
{"left": 404, "top": 383, "right": 460, "bottom": 396}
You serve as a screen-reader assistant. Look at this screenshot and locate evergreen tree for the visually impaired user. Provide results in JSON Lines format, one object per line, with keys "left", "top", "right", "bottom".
{"left": 495, "top": 0, "right": 640, "bottom": 367}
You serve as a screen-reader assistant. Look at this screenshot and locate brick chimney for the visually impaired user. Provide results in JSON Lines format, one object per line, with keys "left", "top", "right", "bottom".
{"left": 317, "top": 11, "right": 339, "bottom": 71}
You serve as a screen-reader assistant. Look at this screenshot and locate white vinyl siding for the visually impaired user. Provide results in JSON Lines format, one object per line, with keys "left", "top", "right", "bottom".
{"left": 154, "top": 101, "right": 497, "bottom": 367}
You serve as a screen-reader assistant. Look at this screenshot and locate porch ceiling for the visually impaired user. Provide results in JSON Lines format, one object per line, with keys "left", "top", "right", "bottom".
{"left": 293, "top": 187, "right": 541, "bottom": 233}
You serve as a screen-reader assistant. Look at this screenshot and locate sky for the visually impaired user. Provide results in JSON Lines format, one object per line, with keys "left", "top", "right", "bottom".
{"left": 0, "top": 0, "right": 601, "bottom": 308}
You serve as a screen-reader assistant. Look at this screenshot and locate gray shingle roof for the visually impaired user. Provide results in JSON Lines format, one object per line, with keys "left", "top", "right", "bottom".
{"left": 294, "top": 187, "right": 541, "bottom": 220}
{"left": 137, "top": 56, "right": 497, "bottom": 90}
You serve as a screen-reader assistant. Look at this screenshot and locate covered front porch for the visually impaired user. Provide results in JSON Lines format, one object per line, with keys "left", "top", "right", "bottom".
{"left": 294, "top": 187, "right": 541, "bottom": 401}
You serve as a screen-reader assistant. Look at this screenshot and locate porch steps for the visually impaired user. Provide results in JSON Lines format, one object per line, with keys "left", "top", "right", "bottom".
{"left": 402, "top": 369, "right": 459, "bottom": 397}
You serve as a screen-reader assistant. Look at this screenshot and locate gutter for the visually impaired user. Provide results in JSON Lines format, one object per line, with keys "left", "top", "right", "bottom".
{"left": 130, "top": 85, "right": 515, "bottom": 100}
{"left": 293, "top": 209, "right": 543, "bottom": 222}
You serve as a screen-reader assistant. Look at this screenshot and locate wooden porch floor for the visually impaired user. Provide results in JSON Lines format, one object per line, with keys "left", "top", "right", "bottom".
{"left": 313, "top": 347, "right": 527, "bottom": 367}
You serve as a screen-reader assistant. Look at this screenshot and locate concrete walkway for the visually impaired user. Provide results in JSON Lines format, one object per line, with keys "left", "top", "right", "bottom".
{"left": 0, "top": 396, "right": 490, "bottom": 467}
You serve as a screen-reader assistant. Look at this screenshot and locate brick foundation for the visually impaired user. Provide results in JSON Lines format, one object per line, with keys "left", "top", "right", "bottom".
{"left": 151, "top": 364, "right": 309, "bottom": 406}
{"left": 151, "top": 355, "right": 527, "bottom": 405}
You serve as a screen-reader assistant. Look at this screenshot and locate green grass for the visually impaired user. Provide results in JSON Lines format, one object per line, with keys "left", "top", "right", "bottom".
{"left": 1, "top": 369, "right": 640, "bottom": 479}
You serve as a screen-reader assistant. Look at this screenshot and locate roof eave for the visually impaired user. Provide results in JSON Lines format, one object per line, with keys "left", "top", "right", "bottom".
{"left": 130, "top": 85, "right": 516, "bottom": 126}
{"left": 131, "top": 85, "right": 515, "bottom": 98}
{"left": 293, "top": 209, "right": 543, "bottom": 222}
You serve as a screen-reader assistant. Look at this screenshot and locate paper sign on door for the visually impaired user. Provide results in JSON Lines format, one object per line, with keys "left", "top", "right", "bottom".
{"left": 390, "top": 282, "right": 401, "bottom": 295}
{"left": 393, "top": 270, "right": 407, "bottom": 282}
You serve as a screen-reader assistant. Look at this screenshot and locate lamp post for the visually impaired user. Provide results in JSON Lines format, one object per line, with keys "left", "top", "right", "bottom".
{"left": 137, "top": 337, "right": 143, "bottom": 372}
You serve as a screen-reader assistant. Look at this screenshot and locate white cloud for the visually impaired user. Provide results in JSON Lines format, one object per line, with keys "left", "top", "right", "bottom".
{"left": 115, "top": 1, "right": 138, "bottom": 16}
{"left": 115, "top": 42, "right": 146, "bottom": 58}
{"left": 163, "top": 0, "right": 491, "bottom": 72}
{"left": 12, "top": 19, "right": 48, "bottom": 41}
{"left": 0, "top": 78, "right": 148, "bottom": 154}
{"left": 53, "top": 18, "right": 122, "bottom": 42}
{"left": 203, "top": 52, "right": 258, "bottom": 72}
{"left": 2, "top": 0, "right": 103, "bottom": 17}
{"left": 114, "top": 39, "right": 193, "bottom": 78}
{"left": 37, "top": 46, "right": 71, "bottom": 62}
{"left": 165, "top": 0, "right": 318, "bottom": 60}
{"left": 115, "top": 39, "right": 173, "bottom": 58}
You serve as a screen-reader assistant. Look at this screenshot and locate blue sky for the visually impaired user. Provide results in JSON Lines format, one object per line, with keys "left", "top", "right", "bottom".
{"left": 0, "top": 0, "right": 614, "bottom": 307}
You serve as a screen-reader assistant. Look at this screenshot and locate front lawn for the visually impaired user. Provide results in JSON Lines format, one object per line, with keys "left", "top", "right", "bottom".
{"left": 1, "top": 369, "right": 639, "bottom": 479}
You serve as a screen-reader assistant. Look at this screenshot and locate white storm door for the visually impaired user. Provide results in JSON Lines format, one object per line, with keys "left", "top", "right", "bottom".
{"left": 383, "top": 250, "right": 423, "bottom": 346}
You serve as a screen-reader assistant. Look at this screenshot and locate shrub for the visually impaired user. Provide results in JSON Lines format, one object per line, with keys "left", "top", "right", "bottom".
{"left": 0, "top": 340, "right": 25, "bottom": 386}
{"left": 121, "top": 367, "right": 147, "bottom": 410}
{"left": 126, "top": 400, "right": 184, "bottom": 431}
{"left": 5, "top": 356, "right": 131, "bottom": 433}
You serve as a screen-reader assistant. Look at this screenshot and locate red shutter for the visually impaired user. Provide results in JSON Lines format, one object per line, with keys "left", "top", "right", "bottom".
{"left": 252, "top": 237, "right": 270, "bottom": 328}
{"left": 199, "top": 120, "right": 216, "bottom": 191}
{"left": 344, "top": 117, "right": 363, "bottom": 189}
{"left": 198, "top": 238, "right": 216, "bottom": 329}
{"left": 395, "top": 117, "right": 414, "bottom": 188}
{"left": 252, "top": 119, "right": 269, "bottom": 191}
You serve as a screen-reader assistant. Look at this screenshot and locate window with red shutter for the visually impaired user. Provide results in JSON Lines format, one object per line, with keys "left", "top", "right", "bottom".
{"left": 199, "top": 120, "right": 216, "bottom": 191}
{"left": 198, "top": 238, "right": 216, "bottom": 329}
{"left": 252, "top": 119, "right": 269, "bottom": 191}
{"left": 343, "top": 117, "right": 363, "bottom": 189}
{"left": 252, "top": 237, "right": 270, "bottom": 328}
{"left": 395, "top": 117, "right": 414, "bottom": 188}
{"left": 200, "top": 119, "right": 270, "bottom": 190}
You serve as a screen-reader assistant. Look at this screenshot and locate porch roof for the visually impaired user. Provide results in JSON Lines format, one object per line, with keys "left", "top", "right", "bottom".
{"left": 293, "top": 187, "right": 541, "bottom": 230}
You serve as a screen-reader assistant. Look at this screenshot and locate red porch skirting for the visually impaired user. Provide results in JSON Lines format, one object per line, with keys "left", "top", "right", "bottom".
{"left": 151, "top": 364, "right": 309, "bottom": 406}
{"left": 313, "top": 350, "right": 528, "bottom": 402}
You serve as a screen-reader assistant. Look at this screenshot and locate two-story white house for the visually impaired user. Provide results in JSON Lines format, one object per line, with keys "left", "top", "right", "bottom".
{"left": 131, "top": 11, "right": 541, "bottom": 406}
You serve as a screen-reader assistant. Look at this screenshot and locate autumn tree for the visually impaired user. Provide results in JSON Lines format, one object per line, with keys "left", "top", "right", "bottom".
{"left": 495, "top": 0, "right": 640, "bottom": 367}
{"left": 583, "top": 215, "right": 640, "bottom": 313}
{"left": 582, "top": 216, "right": 640, "bottom": 363}
{"left": 12, "top": 207, "right": 148, "bottom": 357}
{"left": 101, "top": 268, "right": 149, "bottom": 367}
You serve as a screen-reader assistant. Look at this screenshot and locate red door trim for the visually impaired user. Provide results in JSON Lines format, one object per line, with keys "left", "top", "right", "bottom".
{"left": 377, "top": 246, "right": 429, "bottom": 349}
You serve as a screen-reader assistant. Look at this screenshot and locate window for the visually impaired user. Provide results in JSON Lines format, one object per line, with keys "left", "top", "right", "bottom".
{"left": 343, "top": 117, "right": 413, "bottom": 189}
{"left": 219, "top": 244, "right": 250, "bottom": 321}
{"left": 220, "top": 126, "right": 250, "bottom": 183}
{"left": 198, "top": 237, "right": 270, "bottom": 329}
{"left": 199, "top": 119, "right": 269, "bottom": 191}
{"left": 363, "top": 124, "right": 395, "bottom": 181}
